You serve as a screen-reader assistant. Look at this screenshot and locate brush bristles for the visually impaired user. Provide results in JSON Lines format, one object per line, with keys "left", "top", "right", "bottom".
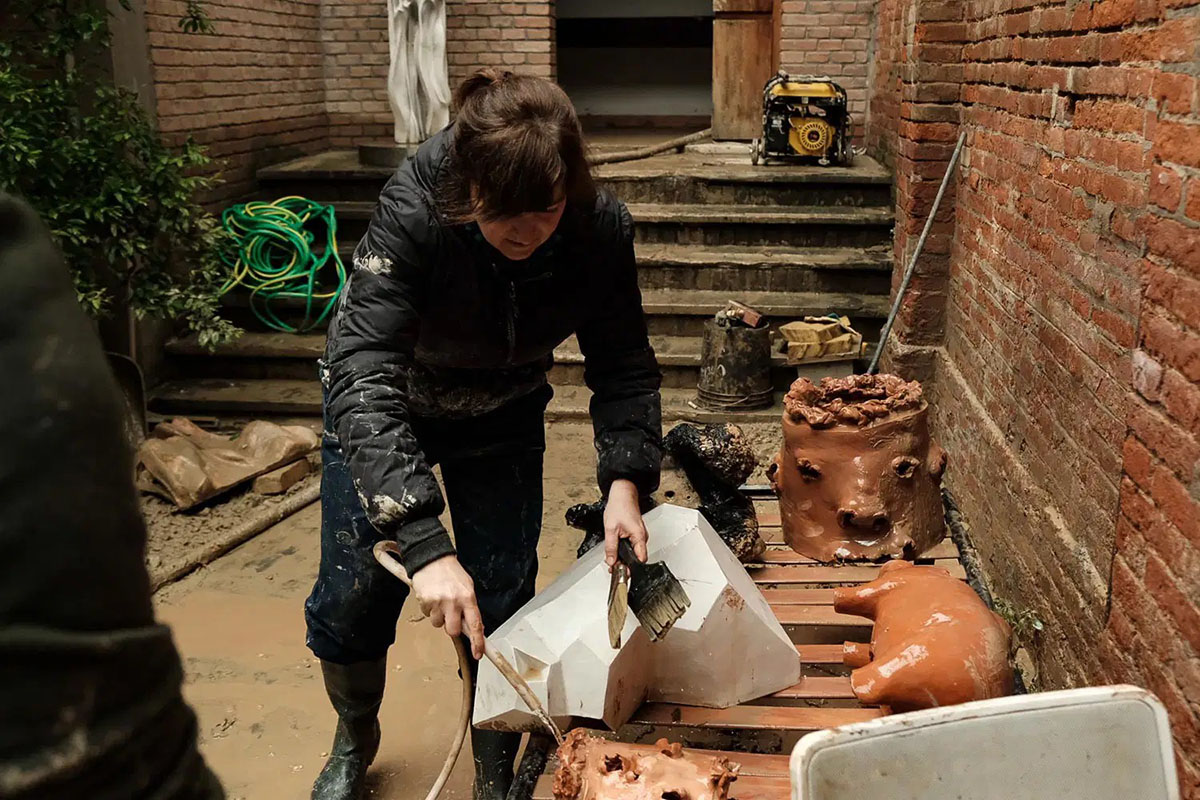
{"left": 634, "top": 583, "right": 691, "bottom": 641}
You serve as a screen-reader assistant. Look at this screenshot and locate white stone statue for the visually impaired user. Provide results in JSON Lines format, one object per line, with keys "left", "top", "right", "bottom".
{"left": 473, "top": 505, "right": 803, "bottom": 732}
{"left": 386, "top": 0, "right": 450, "bottom": 146}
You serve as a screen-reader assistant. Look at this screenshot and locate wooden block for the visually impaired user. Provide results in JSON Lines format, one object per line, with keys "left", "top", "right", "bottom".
{"left": 751, "top": 540, "right": 962, "bottom": 565}
{"left": 628, "top": 703, "right": 883, "bottom": 732}
{"left": 767, "top": 676, "right": 856, "bottom": 701}
{"left": 771, "top": 605, "right": 871, "bottom": 629}
{"left": 761, "top": 587, "right": 838, "bottom": 605}
{"left": 252, "top": 459, "right": 309, "bottom": 495}
{"left": 796, "top": 644, "right": 846, "bottom": 665}
{"left": 749, "top": 561, "right": 968, "bottom": 585}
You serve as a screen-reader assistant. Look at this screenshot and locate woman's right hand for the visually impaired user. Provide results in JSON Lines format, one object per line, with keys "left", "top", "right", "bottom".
{"left": 410, "top": 555, "right": 486, "bottom": 659}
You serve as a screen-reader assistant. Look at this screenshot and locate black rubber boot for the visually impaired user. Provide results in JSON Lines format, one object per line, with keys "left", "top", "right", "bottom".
{"left": 311, "top": 659, "right": 387, "bottom": 800}
{"left": 471, "top": 728, "right": 522, "bottom": 800}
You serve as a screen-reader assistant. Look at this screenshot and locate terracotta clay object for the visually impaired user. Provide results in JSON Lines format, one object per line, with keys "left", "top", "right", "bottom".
{"left": 833, "top": 560, "right": 1013, "bottom": 712}
{"left": 553, "top": 729, "right": 739, "bottom": 800}
{"left": 768, "top": 374, "right": 948, "bottom": 561}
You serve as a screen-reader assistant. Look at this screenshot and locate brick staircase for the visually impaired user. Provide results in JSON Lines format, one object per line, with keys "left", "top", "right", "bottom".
{"left": 151, "top": 149, "right": 893, "bottom": 423}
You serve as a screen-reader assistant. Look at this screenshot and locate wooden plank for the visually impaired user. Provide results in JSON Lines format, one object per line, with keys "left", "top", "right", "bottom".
{"left": 535, "top": 774, "right": 791, "bottom": 800}
{"left": 796, "top": 643, "right": 845, "bottom": 665}
{"left": 761, "top": 587, "right": 837, "bottom": 605}
{"left": 712, "top": 10, "right": 774, "bottom": 140}
{"left": 756, "top": 538, "right": 960, "bottom": 561}
{"left": 771, "top": 605, "right": 870, "bottom": 629}
{"left": 767, "top": 675, "right": 855, "bottom": 701}
{"left": 715, "top": 0, "right": 774, "bottom": 12}
{"left": 750, "top": 561, "right": 967, "bottom": 585}
{"left": 629, "top": 703, "right": 883, "bottom": 732}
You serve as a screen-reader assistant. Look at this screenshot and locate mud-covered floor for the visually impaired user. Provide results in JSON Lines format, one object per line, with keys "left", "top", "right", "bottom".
{"left": 153, "top": 420, "right": 782, "bottom": 799}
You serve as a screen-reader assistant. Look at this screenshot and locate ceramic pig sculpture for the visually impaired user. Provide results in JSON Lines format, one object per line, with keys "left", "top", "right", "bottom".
{"left": 769, "top": 374, "right": 948, "bottom": 562}
{"left": 834, "top": 560, "right": 1013, "bottom": 712}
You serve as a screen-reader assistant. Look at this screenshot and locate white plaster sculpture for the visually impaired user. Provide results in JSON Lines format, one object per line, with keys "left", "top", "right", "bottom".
{"left": 386, "top": 0, "right": 450, "bottom": 146}
{"left": 473, "top": 505, "right": 802, "bottom": 732}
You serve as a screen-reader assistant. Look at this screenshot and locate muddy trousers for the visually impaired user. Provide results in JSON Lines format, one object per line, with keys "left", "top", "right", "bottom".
{"left": 304, "top": 387, "right": 549, "bottom": 796}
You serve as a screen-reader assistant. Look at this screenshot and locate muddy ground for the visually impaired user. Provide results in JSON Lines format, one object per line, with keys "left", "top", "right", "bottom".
{"left": 152, "top": 420, "right": 782, "bottom": 799}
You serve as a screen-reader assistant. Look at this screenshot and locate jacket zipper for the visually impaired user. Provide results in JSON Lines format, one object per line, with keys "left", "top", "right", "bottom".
{"left": 505, "top": 279, "right": 518, "bottom": 364}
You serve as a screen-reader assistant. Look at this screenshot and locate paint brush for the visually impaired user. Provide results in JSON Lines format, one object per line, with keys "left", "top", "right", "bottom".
{"left": 617, "top": 539, "right": 690, "bottom": 641}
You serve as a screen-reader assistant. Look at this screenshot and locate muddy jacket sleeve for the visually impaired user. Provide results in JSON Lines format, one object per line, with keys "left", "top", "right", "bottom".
{"left": 322, "top": 195, "right": 454, "bottom": 576}
{"left": 575, "top": 201, "right": 664, "bottom": 497}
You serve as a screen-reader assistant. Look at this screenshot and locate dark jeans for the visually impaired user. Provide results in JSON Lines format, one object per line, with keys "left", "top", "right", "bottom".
{"left": 305, "top": 384, "right": 552, "bottom": 664}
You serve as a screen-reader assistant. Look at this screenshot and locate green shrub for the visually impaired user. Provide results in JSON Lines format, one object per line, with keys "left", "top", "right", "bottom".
{"left": 0, "top": 0, "right": 238, "bottom": 347}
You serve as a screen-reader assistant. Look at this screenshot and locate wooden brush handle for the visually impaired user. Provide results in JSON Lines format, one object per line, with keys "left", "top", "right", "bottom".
{"left": 617, "top": 538, "right": 646, "bottom": 574}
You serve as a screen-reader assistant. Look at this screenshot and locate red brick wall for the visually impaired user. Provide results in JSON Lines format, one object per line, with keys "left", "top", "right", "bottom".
{"left": 864, "top": 0, "right": 905, "bottom": 165}
{"left": 318, "top": 0, "right": 555, "bottom": 146}
{"left": 446, "top": 1, "right": 555, "bottom": 85}
{"left": 145, "top": 0, "right": 328, "bottom": 205}
{"left": 777, "top": 0, "right": 873, "bottom": 141}
{"left": 872, "top": 0, "right": 1200, "bottom": 789}
{"left": 145, "top": 1, "right": 557, "bottom": 189}
{"left": 320, "top": 0, "right": 391, "bottom": 146}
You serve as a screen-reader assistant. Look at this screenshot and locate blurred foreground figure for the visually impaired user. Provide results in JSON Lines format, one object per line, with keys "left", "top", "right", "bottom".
{"left": 0, "top": 194, "right": 223, "bottom": 799}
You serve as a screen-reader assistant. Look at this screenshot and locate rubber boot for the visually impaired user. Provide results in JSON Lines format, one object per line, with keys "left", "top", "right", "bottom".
{"left": 311, "top": 659, "right": 387, "bottom": 800}
{"left": 471, "top": 728, "right": 522, "bottom": 800}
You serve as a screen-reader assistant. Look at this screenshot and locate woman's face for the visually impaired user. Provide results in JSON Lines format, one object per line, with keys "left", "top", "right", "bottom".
{"left": 474, "top": 187, "right": 566, "bottom": 261}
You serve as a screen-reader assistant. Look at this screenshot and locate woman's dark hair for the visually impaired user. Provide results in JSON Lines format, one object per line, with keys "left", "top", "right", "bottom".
{"left": 439, "top": 69, "right": 595, "bottom": 222}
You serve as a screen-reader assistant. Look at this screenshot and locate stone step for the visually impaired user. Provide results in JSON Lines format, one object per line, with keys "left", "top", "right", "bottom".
{"left": 164, "top": 332, "right": 840, "bottom": 389}
{"left": 320, "top": 241, "right": 893, "bottom": 295}
{"left": 626, "top": 203, "right": 894, "bottom": 248}
{"left": 148, "top": 379, "right": 787, "bottom": 424}
{"left": 254, "top": 149, "right": 893, "bottom": 207}
{"left": 216, "top": 286, "right": 890, "bottom": 339}
{"left": 326, "top": 201, "right": 894, "bottom": 250}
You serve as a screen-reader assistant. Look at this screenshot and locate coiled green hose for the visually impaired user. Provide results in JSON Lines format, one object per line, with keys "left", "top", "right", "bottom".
{"left": 219, "top": 196, "right": 347, "bottom": 333}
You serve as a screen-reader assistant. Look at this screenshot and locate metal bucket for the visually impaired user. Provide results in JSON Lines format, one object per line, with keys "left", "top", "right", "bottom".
{"left": 696, "top": 318, "right": 773, "bottom": 411}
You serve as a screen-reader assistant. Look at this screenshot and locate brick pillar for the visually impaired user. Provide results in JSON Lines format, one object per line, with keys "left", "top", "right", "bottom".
{"left": 879, "top": 0, "right": 965, "bottom": 380}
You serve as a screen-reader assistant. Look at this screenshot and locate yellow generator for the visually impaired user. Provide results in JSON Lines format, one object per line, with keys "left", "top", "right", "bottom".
{"left": 752, "top": 72, "right": 852, "bottom": 166}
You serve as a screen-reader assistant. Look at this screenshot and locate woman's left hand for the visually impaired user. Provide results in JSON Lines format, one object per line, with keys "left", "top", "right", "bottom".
{"left": 604, "top": 479, "right": 648, "bottom": 568}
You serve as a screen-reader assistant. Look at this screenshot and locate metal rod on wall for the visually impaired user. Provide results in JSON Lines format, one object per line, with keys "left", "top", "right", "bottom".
{"left": 868, "top": 128, "right": 968, "bottom": 375}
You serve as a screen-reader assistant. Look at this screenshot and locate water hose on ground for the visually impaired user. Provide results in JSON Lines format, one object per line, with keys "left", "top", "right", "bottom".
{"left": 373, "top": 541, "right": 475, "bottom": 800}
{"left": 587, "top": 129, "right": 713, "bottom": 166}
{"left": 219, "top": 196, "right": 347, "bottom": 333}
{"left": 372, "top": 541, "right": 565, "bottom": 800}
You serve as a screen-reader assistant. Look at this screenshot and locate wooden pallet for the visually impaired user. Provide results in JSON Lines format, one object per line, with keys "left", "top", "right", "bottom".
{"left": 532, "top": 501, "right": 963, "bottom": 800}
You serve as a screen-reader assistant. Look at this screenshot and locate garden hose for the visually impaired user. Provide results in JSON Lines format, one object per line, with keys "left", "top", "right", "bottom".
{"left": 219, "top": 196, "right": 347, "bottom": 332}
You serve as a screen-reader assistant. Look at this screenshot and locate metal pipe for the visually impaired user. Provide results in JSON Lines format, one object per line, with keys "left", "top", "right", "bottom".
{"left": 868, "top": 129, "right": 968, "bottom": 375}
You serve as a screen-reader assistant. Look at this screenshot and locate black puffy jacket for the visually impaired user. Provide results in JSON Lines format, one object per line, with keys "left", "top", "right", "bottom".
{"left": 322, "top": 127, "right": 663, "bottom": 574}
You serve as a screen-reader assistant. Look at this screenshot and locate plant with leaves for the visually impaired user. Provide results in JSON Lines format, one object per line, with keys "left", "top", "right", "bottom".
{"left": 0, "top": 0, "right": 238, "bottom": 347}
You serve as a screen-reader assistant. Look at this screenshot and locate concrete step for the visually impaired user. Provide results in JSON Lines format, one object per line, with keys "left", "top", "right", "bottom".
{"left": 148, "top": 379, "right": 788, "bottom": 424}
{"left": 551, "top": 334, "right": 798, "bottom": 390}
{"left": 216, "top": 285, "right": 890, "bottom": 339}
{"left": 626, "top": 203, "right": 894, "bottom": 248}
{"left": 326, "top": 201, "right": 893, "bottom": 249}
{"left": 165, "top": 332, "right": 838, "bottom": 389}
{"left": 254, "top": 149, "right": 893, "bottom": 207}
{"left": 320, "top": 241, "right": 893, "bottom": 295}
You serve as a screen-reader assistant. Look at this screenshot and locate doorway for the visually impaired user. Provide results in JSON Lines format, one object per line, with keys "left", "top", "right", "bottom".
{"left": 556, "top": 0, "right": 714, "bottom": 141}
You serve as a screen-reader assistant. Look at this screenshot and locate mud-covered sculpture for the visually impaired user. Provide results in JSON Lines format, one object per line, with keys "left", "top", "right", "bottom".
{"left": 768, "top": 374, "right": 947, "bottom": 561}
{"left": 553, "top": 730, "right": 739, "bottom": 800}
{"left": 569, "top": 423, "right": 765, "bottom": 562}
{"left": 835, "top": 560, "right": 1013, "bottom": 711}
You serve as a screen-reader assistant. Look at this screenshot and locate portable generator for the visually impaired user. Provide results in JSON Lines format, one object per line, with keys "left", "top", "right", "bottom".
{"left": 752, "top": 72, "right": 852, "bottom": 166}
